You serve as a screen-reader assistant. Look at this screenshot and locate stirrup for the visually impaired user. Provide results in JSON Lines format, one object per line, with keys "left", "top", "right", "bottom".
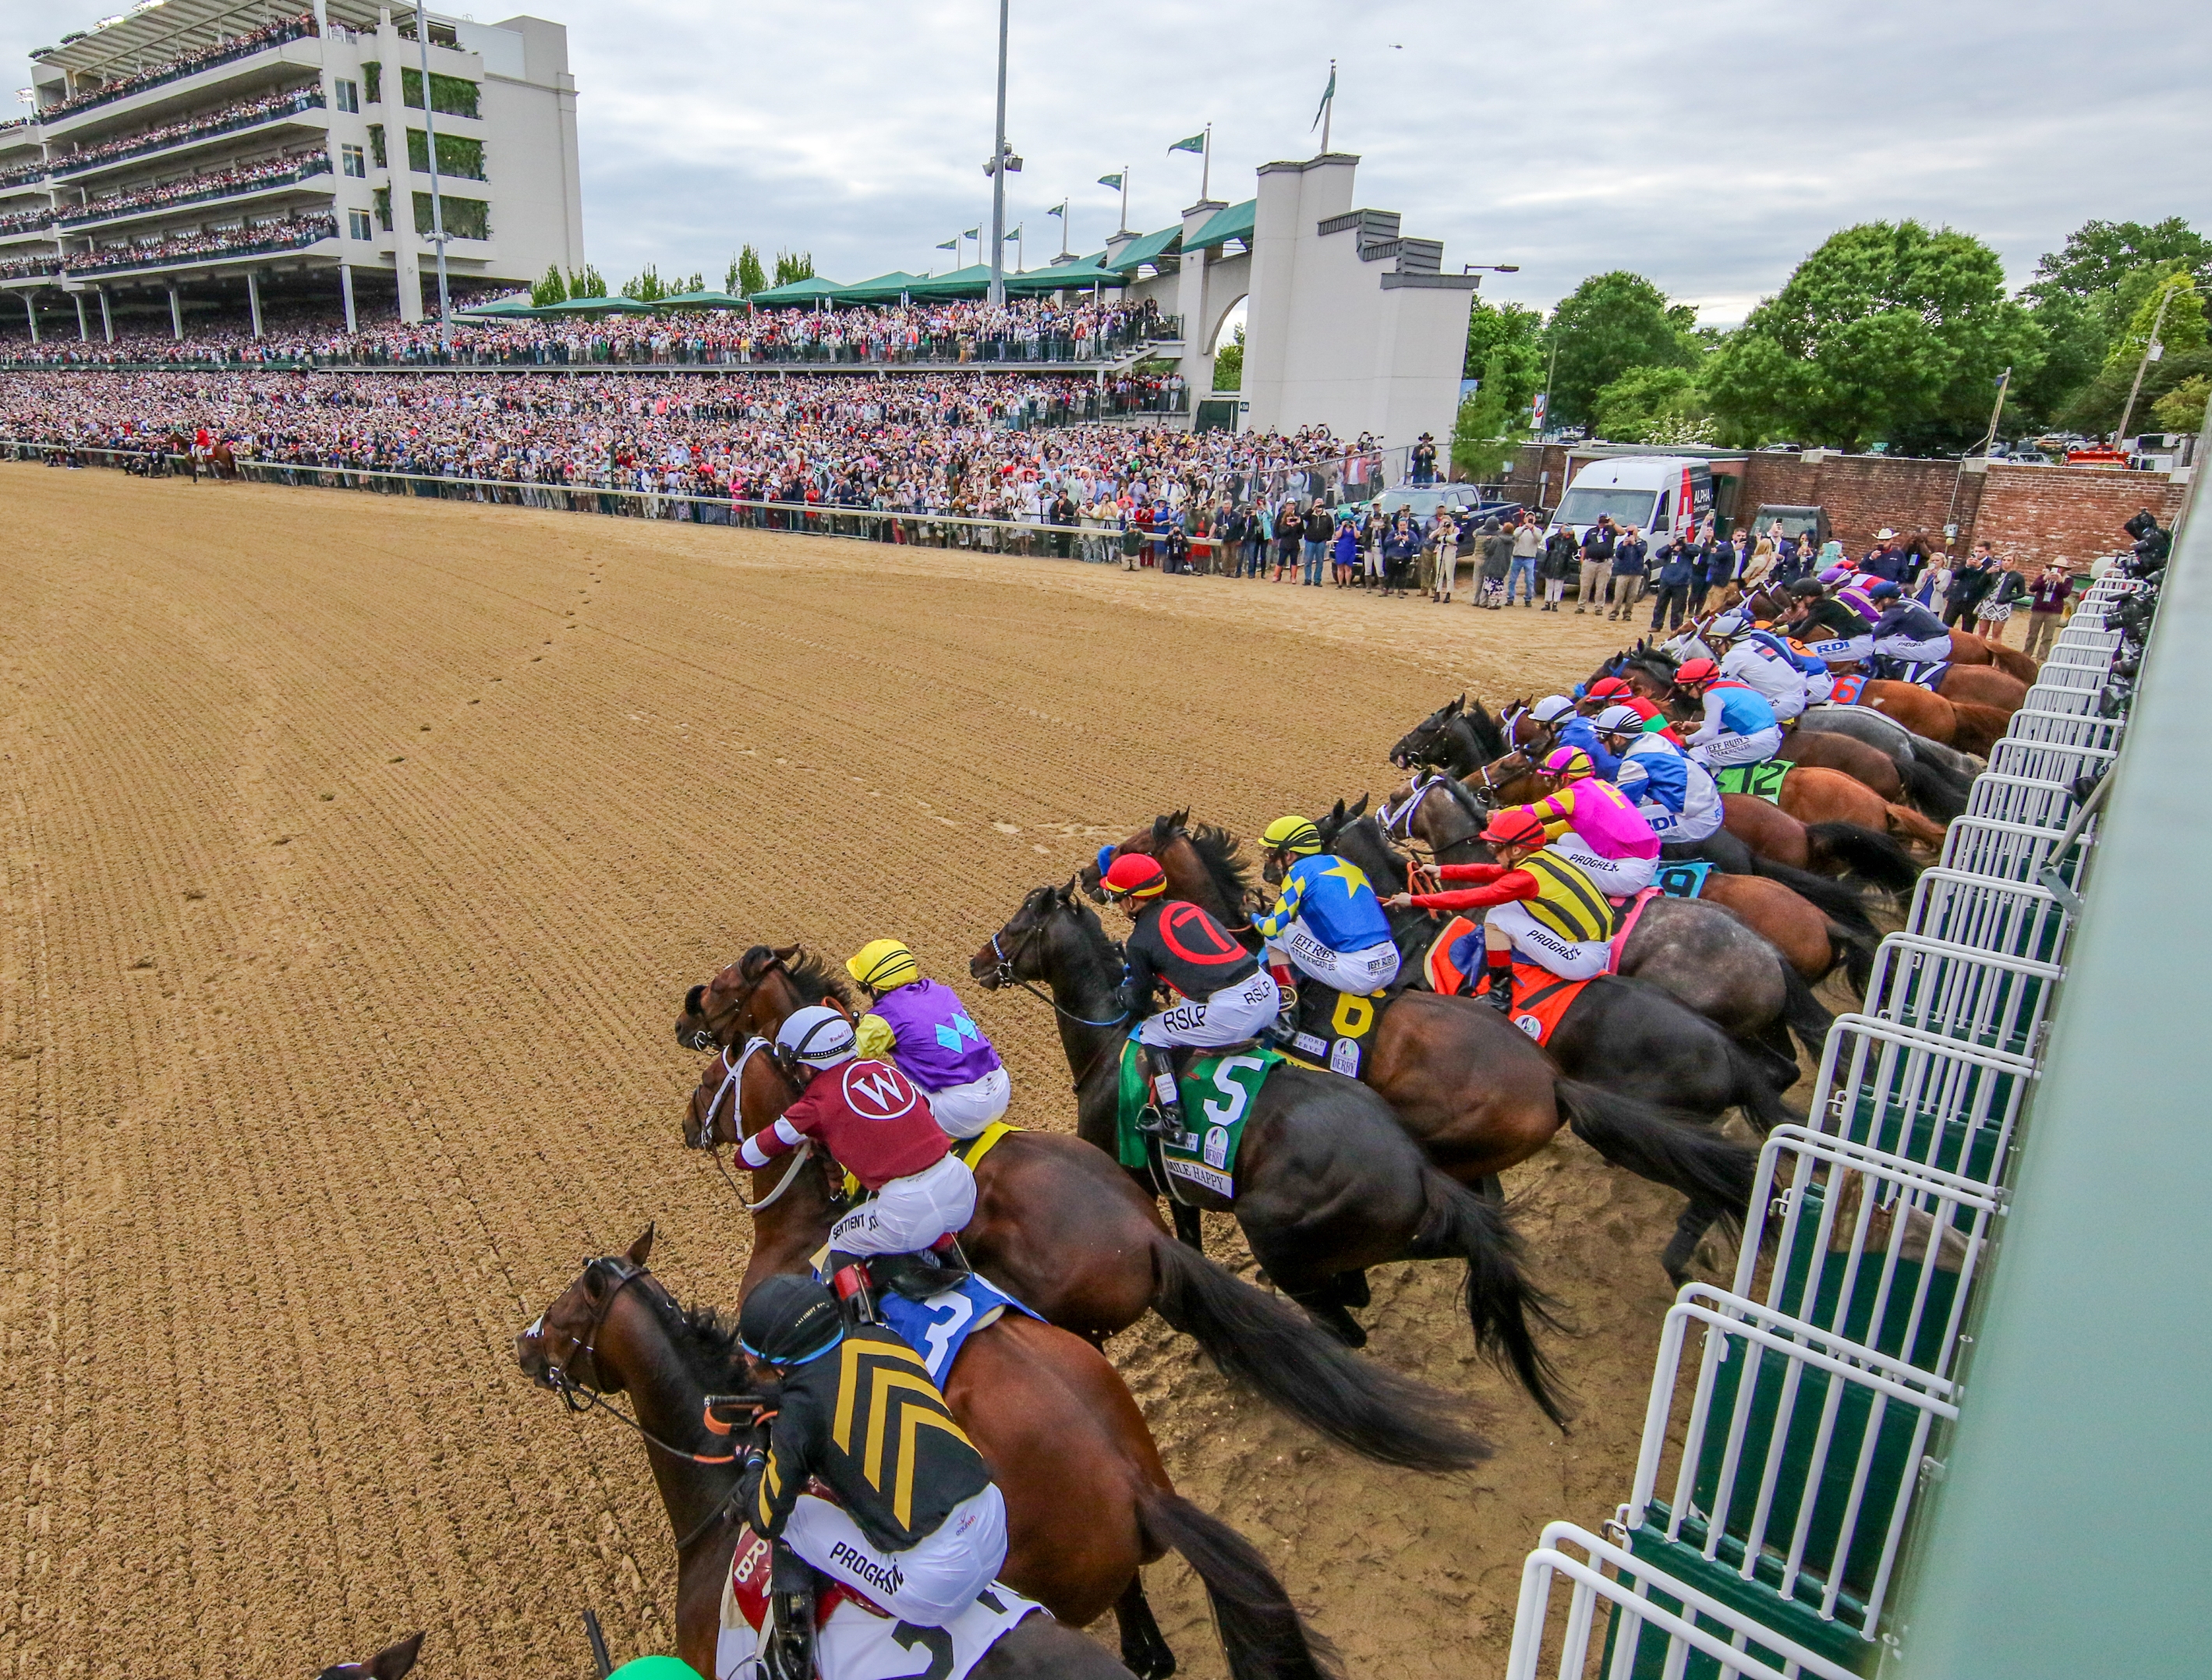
{"left": 764, "top": 1542, "right": 819, "bottom": 1680}
{"left": 828, "top": 1256, "right": 879, "bottom": 1325}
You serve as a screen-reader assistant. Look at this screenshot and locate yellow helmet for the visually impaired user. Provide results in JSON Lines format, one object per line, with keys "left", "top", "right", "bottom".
{"left": 1262, "top": 815, "right": 1323, "bottom": 857}
{"left": 846, "top": 939, "right": 920, "bottom": 993}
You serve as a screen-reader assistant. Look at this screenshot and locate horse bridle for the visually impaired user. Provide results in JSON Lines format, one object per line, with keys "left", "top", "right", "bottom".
{"left": 689, "top": 1038, "right": 819, "bottom": 1215}
{"left": 987, "top": 898, "right": 1131, "bottom": 1031}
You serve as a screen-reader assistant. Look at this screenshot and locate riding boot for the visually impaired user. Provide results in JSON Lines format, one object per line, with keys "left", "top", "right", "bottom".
{"left": 824, "top": 1249, "right": 879, "bottom": 1325}
{"left": 1140, "top": 1044, "right": 1187, "bottom": 1139}
{"left": 1484, "top": 957, "right": 1516, "bottom": 1016}
{"left": 763, "top": 1541, "right": 820, "bottom": 1680}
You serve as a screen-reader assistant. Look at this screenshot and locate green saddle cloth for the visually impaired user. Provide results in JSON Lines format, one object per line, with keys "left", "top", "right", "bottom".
{"left": 1712, "top": 760, "right": 1789, "bottom": 803}
{"left": 1115, "top": 1040, "right": 1281, "bottom": 1198}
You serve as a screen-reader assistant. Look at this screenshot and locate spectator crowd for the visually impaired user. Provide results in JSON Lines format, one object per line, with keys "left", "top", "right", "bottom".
{"left": 34, "top": 12, "right": 318, "bottom": 124}
{"left": 58, "top": 146, "right": 331, "bottom": 228}
{"left": 37, "top": 86, "right": 327, "bottom": 181}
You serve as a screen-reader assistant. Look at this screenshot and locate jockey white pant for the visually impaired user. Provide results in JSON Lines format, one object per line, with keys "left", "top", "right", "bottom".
{"left": 1266, "top": 916, "right": 1402, "bottom": 996}
{"left": 828, "top": 1153, "right": 977, "bottom": 1257}
{"left": 1485, "top": 900, "right": 1614, "bottom": 981}
{"left": 784, "top": 1485, "right": 1008, "bottom": 1627}
{"left": 1692, "top": 727, "right": 1783, "bottom": 769}
{"left": 1136, "top": 971, "right": 1283, "bottom": 1049}
{"left": 1551, "top": 829, "right": 1658, "bottom": 898}
{"left": 1874, "top": 632, "right": 1954, "bottom": 665}
{"left": 1810, "top": 633, "right": 1874, "bottom": 667}
{"left": 924, "top": 1066, "right": 1010, "bottom": 1140}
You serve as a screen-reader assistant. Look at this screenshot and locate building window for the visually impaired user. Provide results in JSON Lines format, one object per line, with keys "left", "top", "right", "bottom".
{"left": 334, "top": 77, "right": 359, "bottom": 113}
{"left": 341, "top": 144, "right": 366, "bottom": 178}
{"left": 349, "top": 209, "right": 373, "bottom": 241}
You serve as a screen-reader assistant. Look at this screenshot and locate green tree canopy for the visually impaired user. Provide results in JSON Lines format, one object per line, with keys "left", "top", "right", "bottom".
{"left": 1461, "top": 298, "right": 1546, "bottom": 417}
{"left": 1211, "top": 324, "right": 1244, "bottom": 392}
{"left": 771, "top": 249, "right": 816, "bottom": 287}
{"left": 565, "top": 263, "right": 607, "bottom": 299}
{"left": 620, "top": 264, "right": 667, "bottom": 302}
{"left": 1704, "top": 221, "right": 2045, "bottom": 452}
{"left": 729, "top": 244, "right": 766, "bottom": 297}
{"left": 2151, "top": 374, "right": 2212, "bottom": 435}
{"left": 530, "top": 263, "right": 568, "bottom": 306}
{"left": 1451, "top": 348, "right": 1526, "bottom": 482}
{"left": 2011, "top": 292, "right": 2106, "bottom": 431}
{"left": 1544, "top": 271, "right": 1698, "bottom": 427}
{"left": 1593, "top": 365, "right": 1710, "bottom": 444}
{"left": 2106, "top": 269, "right": 2207, "bottom": 370}
{"left": 2025, "top": 217, "right": 2212, "bottom": 305}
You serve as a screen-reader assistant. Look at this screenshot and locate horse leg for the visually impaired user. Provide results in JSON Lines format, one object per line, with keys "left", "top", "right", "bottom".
{"left": 1170, "top": 1199, "right": 1205, "bottom": 1253}
{"left": 1112, "top": 1572, "right": 1178, "bottom": 1680}
{"left": 1661, "top": 1199, "right": 1720, "bottom": 1289}
{"left": 1285, "top": 1279, "right": 1368, "bottom": 1349}
{"left": 1334, "top": 1268, "right": 1372, "bottom": 1308}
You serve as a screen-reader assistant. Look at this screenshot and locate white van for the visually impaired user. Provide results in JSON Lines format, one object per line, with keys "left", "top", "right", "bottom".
{"left": 1545, "top": 455, "right": 1715, "bottom": 545}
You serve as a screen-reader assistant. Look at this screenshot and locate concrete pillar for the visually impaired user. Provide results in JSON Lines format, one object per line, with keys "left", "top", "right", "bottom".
{"left": 247, "top": 270, "right": 264, "bottom": 338}
{"left": 377, "top": 8, "right": 424, "bottom": 325}
{"left": 98, "top": 287, "right": 114, "bottom": 343}
{"left": 23, "top": 295, "right": 37, "bottom": 345}
{"left": 75, "top": 292, "right": 89, "bottom": 341}
{"left": 1175, "top": 199, "right": 1224, "bottom": 398}
{"left": 168, "top": 285, "right": 183, "bottom": 339}
{"left": 340, "top": 263, "right": 358, "bottom": 333}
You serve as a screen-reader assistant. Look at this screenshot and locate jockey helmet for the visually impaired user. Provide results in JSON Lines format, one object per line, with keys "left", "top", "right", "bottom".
{"left": 1101, "top": 854, "right": 1168, "bottom": 900}
{"left": 1818, "top": 563, "right": 1853, "bottom": 586}
{"left": 1674, "top": 658, "right": 1722, "bottom": 690}
{"left": 1708, "top": 610, "right": 1748, "bottom": 638}
{"left": 1262, "top": 816, "right": 1323, "bottom": 857}
{"left": 1585, "top": 676, "right": 1633, "bottom": 703}
{"left": 1528, "top": 694, "right": 1577, "bottom": 724}
{"left": 846, "top": 939, "right": 920, "bottom": 993}
{"left": 1868, "top": 581, "right": 1903, "bottom": 600}
{"left": 777, "top": 1005, "right": 857, "bottom": 1069}
{"left": 1481, "top": 809, "right": 1550, "bottom": 851}
{"left": 1787, "top": 578, "right": 1826, "bottom": 598}
{"left": 738, "top": 1274, "right": 844, "bottom": 1368}
{"left": 1594, "top": 705, "right": 1646, "bottom": 735}
{"left": 1542, "top": 747, "right": 1596, "bottom": 780}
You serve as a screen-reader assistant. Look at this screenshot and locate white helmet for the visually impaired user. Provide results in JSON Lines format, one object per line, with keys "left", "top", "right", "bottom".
{"left": 1708, "top": 610, "right": 1749, "bottom": 638}
{"left": 1528, "top": 694, "right": 1577, "bottom": 724}
{"left": 777, "top": 1005, "right": 856, "bottom": 1069}
{"left": 1594, "top": 705, "right": 1646, "bottom": 735}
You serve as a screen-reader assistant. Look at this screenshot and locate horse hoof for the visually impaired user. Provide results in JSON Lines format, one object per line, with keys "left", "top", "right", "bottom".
{"left": 1327, "top": 1310, "right": 1369, "bottom": 1349}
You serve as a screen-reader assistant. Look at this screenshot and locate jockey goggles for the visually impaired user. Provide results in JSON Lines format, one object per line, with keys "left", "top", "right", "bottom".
{"left": 1481, "top": 809, "right": 1549, "bottom": 849}
{"left": 1541, "top": 747, "right": 1596, "bottom": 780}
{"left": 738, "top": 1274, "right": 844, "bottom": 1367}
{"left": 1673, "top": 657, "right": 1721, "bottom": 689}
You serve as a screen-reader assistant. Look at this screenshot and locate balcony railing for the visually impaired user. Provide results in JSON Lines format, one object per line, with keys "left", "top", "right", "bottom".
{"left": 38, "top": 14, "right": 318, "bottom": 126}
{"left": 58, "top": 154, "right": 332, "bottom": 232}
{"left": 0, "top": 209, "right": 58, "bottom": 237}
{"left": 0, "top": 256, "right": 65, "bottom": 281}
{"left": 0, "top": 160, "right": 46, "bottom": 191}
{"left": 52, "top": 87, "right": 325, "bottom": 179}
{"left": 61, "top": 214, "right": 334, "bottom": 278}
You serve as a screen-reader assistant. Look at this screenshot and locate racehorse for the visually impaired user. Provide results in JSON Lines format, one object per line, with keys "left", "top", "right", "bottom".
{"left": 1082, "top": 822, "right": 1789, "bottom": 1285}
{"left": 1377, "top": 774, "right": 1874, "bottom": 999}
{"left": 976, "top": 882, "right": 1573, "bottom": 1399}
{"left": 316, "top": 1632, "right": 423, "bottom": 1680}
{"left": 678, "top": 946, "right": 1488, "bottom": 1470}
{"left": 518, "top": 1227, "right": 1329, "bottom": 1680}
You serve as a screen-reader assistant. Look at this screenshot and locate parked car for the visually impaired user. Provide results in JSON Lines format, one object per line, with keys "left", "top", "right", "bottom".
{"left": 1747, "top": 503, "right": 1829, "bottom": 546}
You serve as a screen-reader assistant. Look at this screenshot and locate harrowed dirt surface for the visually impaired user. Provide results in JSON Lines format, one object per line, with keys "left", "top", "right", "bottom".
{"left": 2, "top": 465, "right": 1757, "bottom": 1680}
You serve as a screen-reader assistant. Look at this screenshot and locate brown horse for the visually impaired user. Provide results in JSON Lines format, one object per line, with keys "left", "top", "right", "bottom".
{"left": 518, "top": 1228, "right": 1329, "bottom": 1680}
{"left": 1856, "top": 681, "right": 2013, "bottom": 757}
{"left": 315, "top": 1632, "right": 423, "bottom": 1680}
{"left": 1947, "top": 628, "right": 2038, "bottom": 684}
{"left": 677, "top": 948, "right": 1489, "bottom": 1470}
{"left": 1933, "top": 664, "right": 2030, "bottom": 712}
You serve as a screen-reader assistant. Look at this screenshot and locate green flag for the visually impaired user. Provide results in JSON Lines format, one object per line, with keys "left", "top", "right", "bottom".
{"left": 964, "top": 226, "right": 980, "bottom": 239}
{"left": 1311, "top": 65, "right": 1336, "bottom": 132}
{"left": 1167, "top": 132, "right": 1205, "bottom": 155}
{"left": 935, "top": 238, "right": 957, "bottom": 250}
{"left": 1096, "top": 173, "right": 1123, "bottom": 189}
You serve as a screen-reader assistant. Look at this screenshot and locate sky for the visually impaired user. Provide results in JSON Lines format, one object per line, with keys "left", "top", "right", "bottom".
{"left": 11, "top": 0, "right": 2210, "bottom": 328}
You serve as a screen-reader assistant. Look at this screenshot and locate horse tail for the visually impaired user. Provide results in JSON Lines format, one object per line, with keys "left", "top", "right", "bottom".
{"left": 1135, "top": 1488, "right": 1344, "bottom": 1680}
{"left": 1897, "top": 753, "right": 1970, "bottom": 823}
{"left": 1149, "top": 1237, "right": 1491, "bottom": 1472}
{"left": 1724, "top": 1038, "right": 1803, "bottom": 1139}
{"left": 1408, "top": 1172, "right": 1571, "bottom": 1429}
{"left": 1777, "top": 960, "right": 1834, "bottom": 1064}
{"left": 1743, "top": 853, "right": 1878, "bottom": 939}
{"left": 1882, "top": 801, "right": 1950, "bottom": 850}
{"left": 1556, "top": 1081, "right": 1758, "bottom": 1240}
{"left": 1829, "top": 920, "right": 1878, "bottom": 999}
{"left": 1804, "top": 820, "right": 1922, "bottom": 894}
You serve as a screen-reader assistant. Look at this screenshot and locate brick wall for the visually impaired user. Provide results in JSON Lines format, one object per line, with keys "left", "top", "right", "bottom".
{"left": 1968, "top": 464, "right": 2187, "bottom": 571}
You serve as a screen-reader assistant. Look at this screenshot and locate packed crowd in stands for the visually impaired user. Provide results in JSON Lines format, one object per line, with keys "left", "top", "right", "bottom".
{"left": 1, "top": 254, "right": 64, "bottom": 280}
{"left": 60, "top": 211, "right": 336, "bottom": 276}
{"left": 0, "top": 205, "right": 58, "bottom": 236}
{"left": 59, "top": 147, "right": 330, "bottom": 228}
{"left": 1, "top": 366, "right": 1364, "bottom": 549}
{"left": 44, "top": 86, "right": 326, "bottom": 179}
{"left": 0, "top": 292, "right": 1177, "bottom": 372}
{"left": 34, "top": 12, "right": 319, "bottom": 123}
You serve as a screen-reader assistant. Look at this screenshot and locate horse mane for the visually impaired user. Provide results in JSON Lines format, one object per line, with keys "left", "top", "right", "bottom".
{"left": 741, "top": 943, "right": 853, "bottom": 1007}
{"left": 1154, "top": 812, "right": 1251, "bottom": 910}
{"left": 1458, "top": 701, "right": 1509, "bottom": 761}
{"left": 1438, "top": 773, "right": 1490, "bottom": 825}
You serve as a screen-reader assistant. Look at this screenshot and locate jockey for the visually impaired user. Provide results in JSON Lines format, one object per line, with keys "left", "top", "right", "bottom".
{"left": 1102, "top": 854, "right": 1279, "bottom": 1136}
{"left": 1254, "top": 816, "right": 1402, "bottom": 996}
{"left": 1706, "top": 610, "right": 1814, "bottom": 722}
{"left": 1384, "top": 809, "right": 1619, "bottom": 1013}
{"left": 1672, "top": 657, "right": 1783, "bottom": 769}
{"left": 735, "top": 1273, "right": 1007, "bottom": 1658}
{"left": 1866, "top": 581, "right": 1953, "bottom": 672}
{"left": 741, "top": 1006, "right": 975, "bottom": 1318}
{"left": 1494, "top": 748, "right": 1661, "bottom": 897}
{"left": 1594, "top": 705, "right": 1725, "bottom": 846}
{"left": 1526, "top": 692, "right": 1620, "bottom": 776}
{"left": 846, "top": 939, "right": 1010, "bottom": 1140}
{"left": 1579, "top": 675, "right": 1683, "bottom": 742}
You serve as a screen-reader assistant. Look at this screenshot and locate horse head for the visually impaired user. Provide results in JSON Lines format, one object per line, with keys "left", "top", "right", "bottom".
{"left": 677, "top": 944, "right": 850, "bottom": 1052}
{"left": 1388, "top": 694, "right": 1465, "bottom": 769}
{"left": 971, "top": 880, "right": 1119, "bottom": 1008}
{"left": 515, "top": 1224, "right": 662, "bottom": 1397}
{"left": 315, "top": 1632, "right": 425, "bottom": 1680}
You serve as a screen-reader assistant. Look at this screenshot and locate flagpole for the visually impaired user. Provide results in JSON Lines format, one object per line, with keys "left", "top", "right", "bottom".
{"left": 989, "top": 0, "right": 1008, "bottom": 307}
{"left": 1201, "top": 123, "right": 1211, "bottom": 202}
{"left": 1320, "top": 60, "right": 1334, "bottom": 153}
{"left": 1121, "top": 168, "right": 1129, "bottom": 234}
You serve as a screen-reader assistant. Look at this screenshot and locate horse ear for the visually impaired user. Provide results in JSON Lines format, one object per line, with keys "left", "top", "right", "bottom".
{"left": 771, "top": 943, "right": 802, "bottom": 967}
{"left": 370, "top": 1632, "right": 426, "bottom": 1680}
{"left": 628, "top": 1222, "right": 656, "bottom": 1267}
{"left": 1450, "top": 693, "right": 1465, "bottom": 714}
{"left": 1350, "top": 792, "right": 1370, "bottom": 819}
{"left": 1329, "top": 797, "right": 1347, "bottom": 822}
{"left": 1058, "top": 874, "right": 1078, "bottom": 903}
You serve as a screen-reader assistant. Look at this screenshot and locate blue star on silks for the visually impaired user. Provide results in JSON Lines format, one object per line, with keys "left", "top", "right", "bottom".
{"left": 935, "top": 1013, "right": 983, "bottom": 1052}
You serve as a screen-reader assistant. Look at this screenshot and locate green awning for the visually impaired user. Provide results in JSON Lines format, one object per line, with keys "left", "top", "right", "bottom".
{"left": 828, "top": 271, "right": 928, "bottom": 302}
{"left": 457, "top": 292, "right": 540, "bottom": 317}
{"left": 656, "top": 289, "right": 749, "bottom": 309}
{"left": 1186, "top": 199, "right": 1255, "bottom": 252}
{"left": 1106, "top": 225, "right": 1182, "bottom": 274}
{"left": 533, "top": 295, "right": 659, "bottom": 315}
{"left": 1001, "top": 260, "right": 1124, "bottom": 294}
{"left": 747, "top": 276, "right": 848, "bottom": 305}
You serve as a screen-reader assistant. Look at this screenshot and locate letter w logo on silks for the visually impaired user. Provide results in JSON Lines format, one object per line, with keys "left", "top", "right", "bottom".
{"left": 844, "top": 1063, "right": 922, "bottom": 1122}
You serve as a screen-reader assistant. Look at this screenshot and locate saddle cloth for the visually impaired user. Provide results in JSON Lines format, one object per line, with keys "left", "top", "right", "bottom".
{"left": 1278, "top": 978, "right": 1384, "bottom": 1079}
{"left": 1114, "top": 1042, "right": 1279, "bottom": 1200}
{"left": 1418, "top": 923, "right": 1587, "bottom": 1045}
{"left": 1712, "top": 761, "right": 1789, "bottom": 803}
{"left": 1653, "top": 859, "right": 1716, "bottom": 900}
{"left": 719, "top": 1522, "right": 1043, "bottom": 1680}
{"left": 1827, "top": 672, "right": 1870, "bottom": 706}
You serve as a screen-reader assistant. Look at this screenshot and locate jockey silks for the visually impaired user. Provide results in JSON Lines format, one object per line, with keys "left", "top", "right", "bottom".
{"left": 861, "top": 979, "right": 1003, "bottom": 1092}
{"left": 1124, "top": 898, "right": 1259, "bottom": 1003}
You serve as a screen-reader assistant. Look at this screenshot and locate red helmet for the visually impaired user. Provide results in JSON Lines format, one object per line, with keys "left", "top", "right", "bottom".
{"left": 1480, "top": 809, "right": 1549, "bottom": 850}
{"left": 1101, "top": 854, "right": 1167, "bottom": 900}
{"left": 1585, "top": 676, "right": 1633, "bottom": 702}
{"left": 1674, "top": 657, "right": 1721, "bottom": 690}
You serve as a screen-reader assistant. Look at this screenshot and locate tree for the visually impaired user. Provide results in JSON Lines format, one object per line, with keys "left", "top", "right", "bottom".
{"left": 2024, "top": 217, "right": 2212, "bottom": 306}
{"left": 1461, "top": 298, "right": 1546, "bottom": 418}
{"left": 621, "top": 264, "right": 667, "bottom": 302}
{"left": 730, "top": 244, "right": 766, "bottom": 297}
{"left": 2151, "top": 374, "right": 2212, "bottom": 434}
{"left": 565, "top": 263, "right": 606, "bottom": 299}
{"left": 2105, "top": 270, "right": 2206, "bottom": 371}
{"left": 2010, "top": 292, "right": 2107, "bottom": 431}
{"left": 1212, "top": 324, "right": 1244, "bottom": 392}
{"left": 1593, "top": 364, "right": 1708, "bottom": 444}
{"left": 1543, "top": 272, "right": 1699, "bottom": 428}
{"left": 1704, "top": 221, "right": 2045, "bottom": 452}
{"left": 529, "top": 263, "right": 567, "bottom": 306}
{"left": 1451, "top": 349, "right": 1525, "bottom": 482}
{"left": 772, "top": 249, "right": 816, "bottom": 288}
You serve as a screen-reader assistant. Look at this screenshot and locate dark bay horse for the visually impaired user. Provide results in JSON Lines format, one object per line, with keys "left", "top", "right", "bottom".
{"left": 518, "top": 1228, "right": 1330, "bottom": 1680}
{"left": 976, "top": 883, "right": 1573, "bottom": 1410}
{"left": 315, "top": 1632, "right": 423, "bottom": 1680}
{"left": 676, "top": 946, "right": 1488, "bottom": 1472}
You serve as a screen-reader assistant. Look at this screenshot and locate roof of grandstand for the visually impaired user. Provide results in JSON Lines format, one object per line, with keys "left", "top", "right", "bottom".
{"left": 1187, "top": 199, "right": 1256, "bottom": 253}
{"left": 37, "top": 0, "right": 379, "bottom": 76}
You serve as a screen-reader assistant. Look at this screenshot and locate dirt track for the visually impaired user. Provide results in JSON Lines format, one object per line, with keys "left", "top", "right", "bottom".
{"left": 1, "top": 463, "right": 1713, "bottom": 1679}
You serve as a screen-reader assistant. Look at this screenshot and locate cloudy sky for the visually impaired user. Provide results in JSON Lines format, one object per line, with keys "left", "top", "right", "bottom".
{"left": 12, "top": 0, "right": 2208, "bottom": 327}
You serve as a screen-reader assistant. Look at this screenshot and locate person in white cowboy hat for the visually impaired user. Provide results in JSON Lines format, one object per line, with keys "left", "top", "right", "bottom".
{"left": 1862, "top": 528, "right": 1911, "bottom": 585}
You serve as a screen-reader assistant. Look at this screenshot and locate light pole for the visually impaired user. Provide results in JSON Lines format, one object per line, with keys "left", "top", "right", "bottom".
{"left": 414, "top": 5, "right": 452, "bottom": 348}
{"left": 988, "top": 0, "right": 1008, "bottom": 307}
{"left": 2115, "top": 280, "right": 2178, "bottom": 445}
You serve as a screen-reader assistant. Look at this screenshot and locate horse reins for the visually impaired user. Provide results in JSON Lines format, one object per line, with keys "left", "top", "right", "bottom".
{"left": 536, "top": 1257, "right": 739, "bottom": 1469}
{"left": 695, "top": 1038, "right": 817, "bottom": 1214}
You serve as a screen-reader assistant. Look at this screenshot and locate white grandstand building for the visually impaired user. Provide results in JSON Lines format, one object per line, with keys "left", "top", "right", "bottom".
{"left": 2, "top": 0, "right": 585, "bottom": 338}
